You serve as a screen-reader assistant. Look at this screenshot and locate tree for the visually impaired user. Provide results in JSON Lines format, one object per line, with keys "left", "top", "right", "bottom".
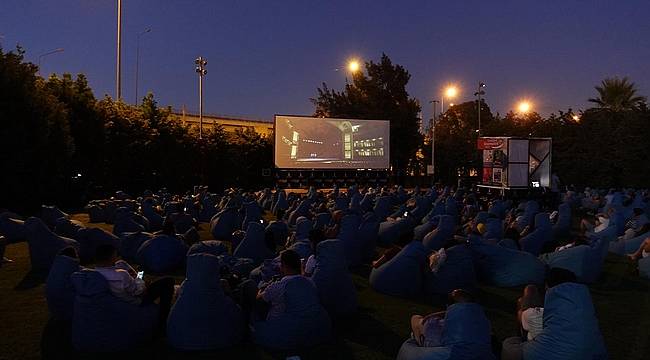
{"left": 0, "top": 47, "right": 73, "bottom": 213}
{"left": 312, "top": 54, "right": 422, "bottom": 171}
{"left": 588, "top": 77, "right": 646, "bottom": 112}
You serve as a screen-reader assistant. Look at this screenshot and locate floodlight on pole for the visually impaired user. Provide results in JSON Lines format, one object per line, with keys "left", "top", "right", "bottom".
{"left": 474, "top": 82, "right": 486, "bottom": 135}
{"left": 195, "top": 56, "right": 208, "bottom": 139}
{"left": 518, "top": 100, "right": 532, "bottom": 114}
{"left": 347, "top": 59, "right": 360, "bottom": 73}
{"left": 441, "top": 85, "right": 458, "bottom": 113}
{"left": 37, "top": 48, "right": 64, "bottom": 75}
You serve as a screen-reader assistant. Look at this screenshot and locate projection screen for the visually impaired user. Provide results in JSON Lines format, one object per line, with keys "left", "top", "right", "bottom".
{"left": 274, "top": 115, "right": 390, "bottom": 169}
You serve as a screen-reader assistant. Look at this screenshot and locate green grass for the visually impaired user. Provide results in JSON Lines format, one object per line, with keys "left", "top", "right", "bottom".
{"left": 1, "top": 214, "right": 649, "bottom": 359}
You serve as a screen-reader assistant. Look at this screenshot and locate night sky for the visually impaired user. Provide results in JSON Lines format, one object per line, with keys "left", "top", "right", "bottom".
{"left": 2, "top": 0, "right": 649, "bottom": 122}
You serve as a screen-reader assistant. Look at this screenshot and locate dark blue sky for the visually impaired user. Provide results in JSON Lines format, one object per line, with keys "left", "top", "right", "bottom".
{"left": 2, "top": 1, "right": 649, "bottom": 121}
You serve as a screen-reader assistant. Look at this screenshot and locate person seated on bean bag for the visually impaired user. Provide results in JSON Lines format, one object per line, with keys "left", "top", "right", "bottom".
{"left": 113, "top": 207, "right": 146, "bottom": 236}
{"left": 93, "top": 244, "right": 175, "bottom": 334}
{"left": 469, "top": 237, "right": 545, "bottom": 287}
{"left": 369, "top": 240, "right": 429, "bottom": 298}
{"left": 41, "top": 205, "right": 70, "bottom": 229}
{"left": 310, "top": 239, "right": 358, "bottom": 316}
{"left": 519, "top": 213, "right": 552, "bottom": 256}
{"left": 70, "top": 270, "right": 159, "bottom": 352}
{"left": 76, "top": 227, "right": 121, "bottom": 264}
{"left": 233, "top": 222, "right": 275, "bottom": 265}
{"left": 398, "top": 289, "right": 495, "bottom": 360}
{"left": 24, "top": 217, "right": 79, "bottom": 274}
{"left": 53, "top": 217, "right": 85, "bottom": 240}
{"left": 136, "top": 234, "right": 188, "bottom": 274}
{"left": 209, "top": 207, "right": 241, "bottom": 242}
{"left": 252, "top": 249, "right": 331, "bottom": 350}
{"left": 265, "top": 220, "right": 289, "bottom": 249}
{"left": 142, "top": 199, "right": 164, "bottom": 232}
{"left": 515, "top": 201, "right": 539, "bottom": 233}
{"left": 422, "top": 215, "right": 455, "bottom": 251}
{"left": 414, "top": 215, "right": 440, "bottom": 242}
{"left": 167, "top": 253, "right": 245, "bottom": 350}
{"left": 501, "top": 268, "right": 607, "bottom": 360}
{"left": 46, "top": 247, "right": 82, "bottom": 321}
{"left": 424, "top": 245, "right": 477, "bottom": 297}
{"left": 378, "top": 216, "right": 417, "bottom": 247}
{"left": 287, "top": 199, "right": 312, "bottom": 226}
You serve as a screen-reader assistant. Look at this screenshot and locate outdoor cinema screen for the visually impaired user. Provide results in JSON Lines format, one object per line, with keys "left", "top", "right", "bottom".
{"left": 274, "top": 115, "right": 390, "bottom": 169}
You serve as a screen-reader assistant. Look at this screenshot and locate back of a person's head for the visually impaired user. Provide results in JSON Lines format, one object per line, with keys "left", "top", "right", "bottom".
{"left": 280, "top": 249, "right": 301, "bottom": 273}
{"left": 546, "top": 267, "right": 577, "bottom": 289}
{"left": 95, "top": 244, "right": 117, "bottom": 263}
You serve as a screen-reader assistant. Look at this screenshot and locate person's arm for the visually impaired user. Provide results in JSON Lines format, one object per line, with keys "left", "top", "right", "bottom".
{"left": 115, "top": 260, "right": 137, "bottom": 277}
{"left": 258, "top": 278, "right": 282, "bottom": 303}
{"left": 120, "top": 270, "right": 146, "bottom": 297}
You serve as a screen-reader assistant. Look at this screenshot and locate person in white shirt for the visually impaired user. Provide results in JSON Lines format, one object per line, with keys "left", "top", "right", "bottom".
{"left": 256, "top": 249, "right": 305, "bottom": 320}
{"left": 94, "top": 244, "right": 175, "bottom": 332}
{"left": 517, "top": 285, "right": 544, "bottom": 341}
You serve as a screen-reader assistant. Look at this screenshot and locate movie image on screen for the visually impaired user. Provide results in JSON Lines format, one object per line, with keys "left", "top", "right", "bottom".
{"left": 274, "top": 115, "right": 390, "bottom": 169}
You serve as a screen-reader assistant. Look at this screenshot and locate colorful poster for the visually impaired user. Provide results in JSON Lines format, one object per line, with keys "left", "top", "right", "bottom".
{"left": 482, "top": 168, "right": 493, "bottom": 183}
{"left": 493, "top": 168, "right": 503, "bottom": 184}
{"left": 477, "top": 137, "right": 506, "bottom": 150}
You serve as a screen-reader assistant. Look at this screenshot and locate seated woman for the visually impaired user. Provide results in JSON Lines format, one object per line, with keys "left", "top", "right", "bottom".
{"left": 580, "top": 213, "right": 609, "bottom": 234}
{"left": 410, "top": 289, "right": 474, "bottom": 347}
{"left": 517, "top": 285, "right": 544, "bottom": 341}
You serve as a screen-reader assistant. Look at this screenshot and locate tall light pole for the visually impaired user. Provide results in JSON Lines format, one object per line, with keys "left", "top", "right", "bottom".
{"left": 474, "top": 82, "right": 486, "bottom": 135}
{"left": 116, "top": 0, "right": 122, "bottom": 100}
{"left": 195, "top": 56, "right": 208, "bottom": 139}
{"left": 37, "top": 48, "right": 64, "bottom": 76}
{"left": 429, "top": 99, "right": 440, "bottom": 184}
{"left": 134, "top": 28, "right": 151, "bottom": 104}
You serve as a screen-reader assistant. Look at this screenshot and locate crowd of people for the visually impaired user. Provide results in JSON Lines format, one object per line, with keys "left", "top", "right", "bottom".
{"left": 1, "top": 183, "right": 649, "bottom": 358}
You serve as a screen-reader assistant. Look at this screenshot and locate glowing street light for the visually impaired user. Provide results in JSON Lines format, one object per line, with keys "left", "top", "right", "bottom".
{"left": 347, "top": 59, "right": 361, "bottom": 73}
{"left": 441, "top": 85, "right": 458, "bottom": 113}
{"left": 517, "top": 100, "right": 532, "bottom": 114}
{"left": 572, "top": 114, "right": 580, "bottom": 122}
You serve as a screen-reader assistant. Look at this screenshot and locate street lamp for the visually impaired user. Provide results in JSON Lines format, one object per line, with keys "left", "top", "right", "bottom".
{"left": 474, "top": 82, "right": 486, "bottom": 135}
{"left": 429, "top": 99, "right": 440, "bottom": 183}
{"left": 134, "top": 28, "right": 151, "bottom": 104}
{"left": 442, "top": 85, "right": 458, "bottom": 113}
{"left": 37, "top": 48, "right": 64, "bottom": 76}
{"left": 347, "top": 59, "right": 360, "bottom": 73}
{"left": 116, "top": 0, "right": 122, "bottom": 100}
{"left": 195, "top": 56, "right": 208, "bottom": 139}
{"left": 517, "top": 100, "right": 532, "bottom": 114}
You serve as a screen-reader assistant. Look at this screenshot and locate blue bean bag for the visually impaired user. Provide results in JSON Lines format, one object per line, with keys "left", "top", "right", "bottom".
{"left": 334, "top": 196, "right": 349, "bottom": 211}
{"left": 24, "top": 217, "right": 79, "bottom": 273}
{"left": 291, "top": 217, "right": 312, "bottom": 243}
{"left": 46, "top": 255, "right": 81, "bottom": 321}
{"left": 265, "top": 221, "right": 289, "bottom": 248}
{"left": 314, "top": 212, "right": 332, "bottom": 230}
{"left": 199, "top": 196, "right": 219, "bottom": 222}
{"left": 136, "top": 234, "right": 188, "bottom": 274}
{"left": 118, "top": 231, "right": 154, "bottom": 263}
{"left": 187, "top": 240, "right": 229, "bottom": 257}
{"left": 272, "top": 191, "right": 288, "bottom": 216}
{"left": 444, "top": 198, "right": 459, "bottom": 223}
{"left": 311, "top": 239, "right": 357, "bottom": 315}
{"left": 369, "top": 240, "right": 429, "bottom": 298}
{"left": 41, "top": 205, "right": 69, "bottom": 229}
{"left": 76, "top": 227, "right": 121, "bottom": 264}
{"left": 167, "top": 254, "right": 245, "bottom": 350}
{"left": 209, "top": 208, "right": 241, "bottom": 241}
{"left": 519, "top": 213, "right": 552, "bottom": 256}
{"left": 522, "top": 283, "right": 607, "bottom": 359}
{"left": 374, "top": 196, "right": 393, "bottom": 221}
{"left": 469, "top": 239, "right": 545, "bottom": 287}
{"left": 483, "top": 217, "right": 503, "bottom": 243}
{"left": 168, "top": 212, "right": 194, "bottom": 234}
{"left": 414, "top": 216, "right": 440, "bottom": 242}
{"left": 233, "top": 222, "right": 274, "bottom": 265}
{"left": 339, "top": 214, "right": 363, "bottom": 266}
{"left": 397, "top": 302, "right": 495, "bottom": 360}
{"left": 87, "top": 205, "right": 107, "bottom": 223}
{"left": 113, "top": 207, "right": 146, "bottom": 236}
{"left": 243, "top": 200, "right": 263, "bottom": 229}
{"left": 516, "top": 200, "right": 539, "bottom": 232}
{"left": 609, "top": 231, "right": 649, "bottom": 255}
{"left": 252, "top": 276, "right": 331, "bottom": 350}
{"left": 0, "top": 213, "right": 26, "bottom": 243}
{"left": 53, "top": 217, "right": 84, "bottom": 240}
{"left": 378, "top": 217, "right": 415, "bottom": 247}
{"left": 358, "top": 212, "right": 380, "bottom": 262}
{"left": 70, "top": 270, "right": 158, "bottom": 352}
{"left": 359, "top": 193, "right": 375, "bottom": 212}
{"left": 425, "top": 245, "right": 477, "bottom": 296}
{"left": 422, "top": 215, "right": 455, "bottom": 251}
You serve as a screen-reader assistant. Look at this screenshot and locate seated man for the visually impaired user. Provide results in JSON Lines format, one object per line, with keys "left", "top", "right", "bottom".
{"left": 410, "top": 289, "right": 474, "bottom": 347}
{"left": 517, "top": 285, "right": 544, "bottom": 341}
{"left": 256, "top": 249, "right": 305, "bottom": 320}
{"left": 621, "top": 208, "right": 650, "bottom": 241}
{"left": 94, "top": 244, "right": 175, "bottom": 331}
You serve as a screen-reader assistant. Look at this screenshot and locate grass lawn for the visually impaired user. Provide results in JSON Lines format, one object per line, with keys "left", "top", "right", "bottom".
{"left": 1, "top": 214, "right": 649, "bottom": 359}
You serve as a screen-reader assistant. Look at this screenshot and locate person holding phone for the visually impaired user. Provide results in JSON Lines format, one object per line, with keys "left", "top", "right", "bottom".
{"left": 94, "top": 244, "right": 175, "bottom": 333}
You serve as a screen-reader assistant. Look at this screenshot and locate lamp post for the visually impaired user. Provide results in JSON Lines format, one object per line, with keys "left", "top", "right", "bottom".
{"left": 429, "top": 99, "right": 440, "bottom": 184}
{"left": 195, "top": 56, "right": 208, "bottom": 139}
{"left": 116, "top": 0, "right": 122, "bottom": 100}
{"left": 474, "top": 82, "right": 486, "bottom": 135}
{"left": 37, "top": 48, "right": 64, "bottom": 76}
{"left": 134, "top": 28, "right": 151, "bottom": 104}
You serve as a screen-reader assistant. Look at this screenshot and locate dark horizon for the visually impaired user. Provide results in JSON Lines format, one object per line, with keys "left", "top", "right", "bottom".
{"left": 2, "top": 0, "right": 649, "bottom": 121}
